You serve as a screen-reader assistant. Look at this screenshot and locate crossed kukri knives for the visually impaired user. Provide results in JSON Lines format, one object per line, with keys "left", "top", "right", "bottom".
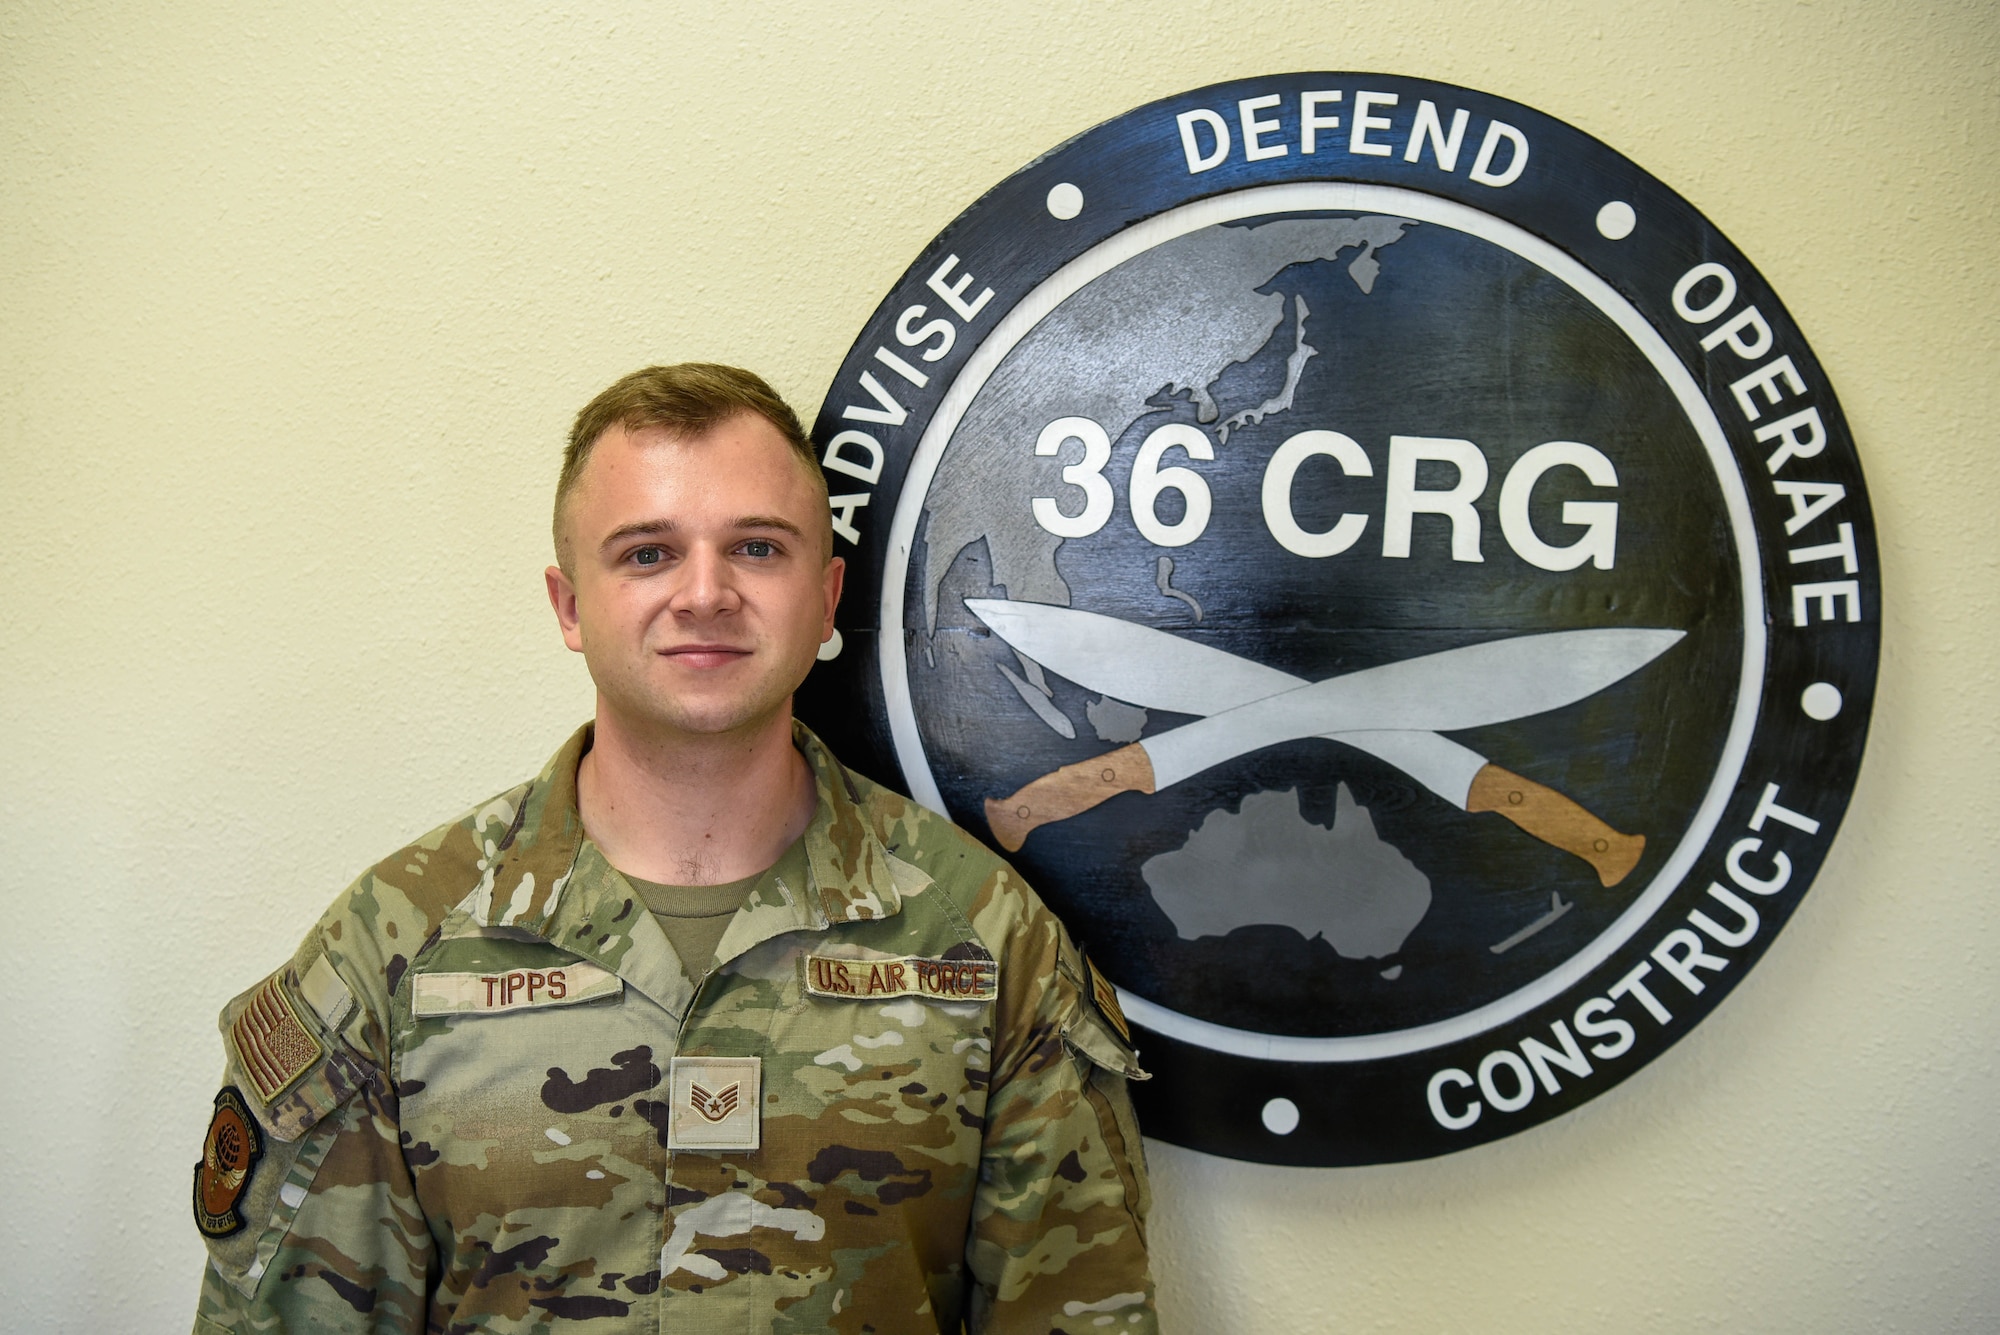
{"left": 964, "top": 599, "right": 1684, "bottom": 887}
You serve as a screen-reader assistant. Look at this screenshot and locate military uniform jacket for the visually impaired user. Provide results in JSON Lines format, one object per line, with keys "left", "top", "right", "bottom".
{"left": 193, "top": 724, "right": 1156, "bottom": 1334}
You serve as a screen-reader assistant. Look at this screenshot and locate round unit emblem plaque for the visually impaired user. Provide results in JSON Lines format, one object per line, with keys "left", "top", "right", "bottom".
{"left": 800, "top": 73, "right": 1877, "bottom": 1164}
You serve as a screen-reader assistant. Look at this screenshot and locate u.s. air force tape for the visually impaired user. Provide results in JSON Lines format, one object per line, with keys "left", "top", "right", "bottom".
{"left": 804, "top": 954, "right": 998, "bottom": 1002}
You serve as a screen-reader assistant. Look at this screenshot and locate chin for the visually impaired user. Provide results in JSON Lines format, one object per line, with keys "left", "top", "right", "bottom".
{"left": 596, "top": 658, "right": 813, "bottom": 741}
{"left": 651, "top": 694, "right": 796, "bottom": 740}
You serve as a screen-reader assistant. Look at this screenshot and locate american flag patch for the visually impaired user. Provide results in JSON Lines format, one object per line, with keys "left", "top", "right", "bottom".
{"left": 1086, "top": 955, "right": 1131, "bottom": 1045}
{"left": 232, "top": 973, "right": 324, "bottom": 1103}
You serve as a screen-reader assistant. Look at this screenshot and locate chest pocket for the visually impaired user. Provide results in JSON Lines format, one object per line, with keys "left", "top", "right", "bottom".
{"left": 200, "top": 964, "right": 374, "bottom": 1298}
{"left": 396, "top": 943, "right": 673, "bottom": 1218}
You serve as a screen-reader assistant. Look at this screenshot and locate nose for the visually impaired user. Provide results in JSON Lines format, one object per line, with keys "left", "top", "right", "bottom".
{"left": 669, "top": 544, "right": 741, "bottom": 618}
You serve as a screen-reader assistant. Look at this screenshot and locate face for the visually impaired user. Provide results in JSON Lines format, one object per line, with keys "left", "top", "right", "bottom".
{"left": 546, "top": 415, "right": 843, "bottom": 745}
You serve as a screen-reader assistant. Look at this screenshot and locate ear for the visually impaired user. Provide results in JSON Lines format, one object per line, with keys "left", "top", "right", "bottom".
{"left": 546, "top": 565, "right": 585, "bottom": 653}
{"left": 820, "top": 555, "right": 846, "bottom": 641}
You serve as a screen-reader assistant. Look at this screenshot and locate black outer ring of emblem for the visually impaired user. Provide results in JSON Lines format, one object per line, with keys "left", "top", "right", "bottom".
{"left": 800, "top": 72, "right": 1878, "bottom": 1165}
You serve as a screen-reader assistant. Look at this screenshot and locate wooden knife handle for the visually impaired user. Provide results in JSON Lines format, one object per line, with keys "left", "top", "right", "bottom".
{"left": 1467, "top": 764, "right": 1645, "bottom": 887}
{"left": 985, "top": 743, "right": 1157, "bottom": 852}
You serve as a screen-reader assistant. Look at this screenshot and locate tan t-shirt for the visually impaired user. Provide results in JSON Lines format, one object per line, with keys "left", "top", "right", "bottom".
{"left": 621, "top": 838, "right": 809, "bottom": 976}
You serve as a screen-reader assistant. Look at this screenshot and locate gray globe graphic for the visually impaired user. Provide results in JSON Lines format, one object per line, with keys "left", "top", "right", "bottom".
{"left": 896, "top": 205, "right": 1744, "bottom": 1043}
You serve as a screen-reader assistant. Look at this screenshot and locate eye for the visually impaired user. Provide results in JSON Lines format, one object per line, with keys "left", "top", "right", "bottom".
{"left": 632, "top": 546, "right": 664, "bottom": 567}
{"left": 741, "top": 539, "right": 777, "bottom": 559}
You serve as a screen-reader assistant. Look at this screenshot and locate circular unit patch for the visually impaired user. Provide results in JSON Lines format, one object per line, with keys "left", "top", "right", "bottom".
{"left": 800, "top": 73, "right": 1878, "bottom": 1165}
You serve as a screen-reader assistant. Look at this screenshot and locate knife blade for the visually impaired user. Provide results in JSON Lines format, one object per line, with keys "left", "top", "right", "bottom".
{"left": 965, "top": 599, "right": 1681, "bottom": 883}
{"left": 967, "top": 599, "right": 1643, "bottom": 883}
{"left": 969, "top": 600, "right": 1490, "bottom": 800}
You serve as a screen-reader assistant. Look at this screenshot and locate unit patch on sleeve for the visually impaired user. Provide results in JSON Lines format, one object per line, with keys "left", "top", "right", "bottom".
{"left": 231, "top": 973, "right": 324, "bottom": 1103}
{"left": 804, "top": 953, "right": 999, "bottom": 1002}
{"left": 193, "top": 1086, "right": 264, "bottom": 1238}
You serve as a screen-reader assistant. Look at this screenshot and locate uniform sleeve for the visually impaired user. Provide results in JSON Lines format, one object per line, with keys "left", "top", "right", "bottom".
{"left": 965, "top": 915, "right": 1159, "bottom": 1335}
{"left": 192, "top": 926, "right": 435, "bottom": 1334}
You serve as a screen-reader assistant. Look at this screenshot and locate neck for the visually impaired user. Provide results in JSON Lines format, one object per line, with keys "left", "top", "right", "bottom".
{"left": 577, "top": 702, "right": 817, "bottom": 886}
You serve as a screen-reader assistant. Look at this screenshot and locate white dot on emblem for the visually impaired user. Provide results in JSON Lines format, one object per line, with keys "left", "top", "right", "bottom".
{"left": 1596, "top": 200, "right": 1637, "bottom": 240}
{"left": 1261, "top": 1098, "right": 1300, "bottom": 1135}
{"left": 816, "top": 628, "right": 844, "bottom": 662}
{"left": 1801, "top": 681, "right": 1843, "bottom": 720}
{"left": 1046, "top": 182, "right": 1084, "bottom": 220}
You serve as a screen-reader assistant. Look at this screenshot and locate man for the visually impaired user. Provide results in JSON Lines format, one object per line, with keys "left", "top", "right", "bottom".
{"left": 191, "top": 364, "right": 1157, "bottom": 1333}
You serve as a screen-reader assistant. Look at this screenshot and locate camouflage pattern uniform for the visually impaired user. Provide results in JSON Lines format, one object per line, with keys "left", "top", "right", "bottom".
{"left": 193, "top": 723, "right": 1157, "bottom": 1333}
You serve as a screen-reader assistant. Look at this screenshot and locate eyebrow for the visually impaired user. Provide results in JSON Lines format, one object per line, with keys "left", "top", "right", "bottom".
{"left": 597, "top": 515, "right": 807, "bottom": 555}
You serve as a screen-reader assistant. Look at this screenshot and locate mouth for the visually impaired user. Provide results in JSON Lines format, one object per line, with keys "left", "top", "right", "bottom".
{"left": 659, "top": 644, "right": 753, "bottom": 670}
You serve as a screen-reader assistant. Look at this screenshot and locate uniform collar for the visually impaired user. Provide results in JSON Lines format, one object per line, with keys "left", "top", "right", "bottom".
{"left": 445, "top": 722, "right": 592, "bottom": 935}
{"left": 442, "top": 721, "right": 911, "bottom": 1008}
{"left": 793, "top": 719, "right": 909, "bottom": 925}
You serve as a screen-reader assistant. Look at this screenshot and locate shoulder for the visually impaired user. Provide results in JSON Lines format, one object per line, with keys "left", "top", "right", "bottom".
{"left": 810, "top": 746, "right": 1133, "bottom": 1042}
{"left": 196, "top": 775, "right": 534, "bottom": 1160}
{"left": 232, "top": 737, "right": 570, "bottom": 1078}
{"left": 301, "top": 725, "right": 590, "bottom": 1022}
{"left": 844, "top": 763, "right": 1012, "bottom": 886}
{"left": 815, "top": 746, "right": 1147, "bottom": 1078}
{"left": 820, "top": 749, "right": 1054, "bottom": 941}
{"left": 314, "top": 778, "right": 536, "bottom": 1001}
{"left": 212, "top": 778, "right": 523, "bottom": 1087}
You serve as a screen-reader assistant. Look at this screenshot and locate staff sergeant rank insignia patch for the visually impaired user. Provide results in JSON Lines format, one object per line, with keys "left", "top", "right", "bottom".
{"left": 193, "top": 1086, "right": 263, "bottom": 1238}
{"left": 800, "top": 71, "right": 1879, "bottom": 1167}
{"left": 668, "top": 1057, "right": 761, "bottom": 1151}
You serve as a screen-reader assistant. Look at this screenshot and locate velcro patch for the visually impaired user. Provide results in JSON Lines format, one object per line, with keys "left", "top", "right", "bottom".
{"left": 410, "top": 961, "right": 622, "bottom": 1017}
{"left": 804, "top": 953, "right": 998, "bottom": 1003}
{"left": 192, "top": 1086, "right": 263, "bottom": 1238}
{"left": 668, "top": 1056, "right": 761, "bottom": 1151}
{"left": 1085, "top": 954, "right": 1131, "bottom": 1044}
{"left": 297, "top": 953, "right": 353, "bottom": 1031}
{"left": 232, "top": 974, "right": 324, "bottom": 1103}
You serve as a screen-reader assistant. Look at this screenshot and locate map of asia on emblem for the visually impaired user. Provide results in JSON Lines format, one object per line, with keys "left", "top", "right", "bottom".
{"left": 798, "top": 74, "right": 1878, "bottom": 1165}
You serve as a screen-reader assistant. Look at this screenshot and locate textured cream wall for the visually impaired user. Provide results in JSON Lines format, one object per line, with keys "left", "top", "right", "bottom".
{"left": 2, "top": 2, "right": 1993, "bottom": 1330}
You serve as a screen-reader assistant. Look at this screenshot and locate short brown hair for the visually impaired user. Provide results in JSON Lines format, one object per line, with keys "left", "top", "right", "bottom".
{"left": 554, "top": 363, "right": 827, "bottom": 565}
